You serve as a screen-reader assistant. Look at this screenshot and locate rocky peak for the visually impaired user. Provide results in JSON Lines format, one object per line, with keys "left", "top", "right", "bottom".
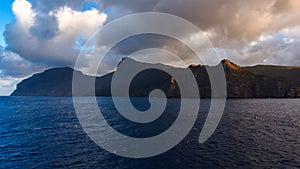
{"left": 221, "top": 59, "right": 241, "bottom": 71}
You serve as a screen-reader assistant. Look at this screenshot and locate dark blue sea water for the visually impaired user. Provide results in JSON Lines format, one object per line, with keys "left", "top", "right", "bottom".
{"left": 0, "top": 97, "right": 299, "bottom": 168}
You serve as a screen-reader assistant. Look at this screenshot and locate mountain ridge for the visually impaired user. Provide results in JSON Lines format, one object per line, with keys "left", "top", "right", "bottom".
{"left": 11, "top": 58, "right": 300, "bottom": 98}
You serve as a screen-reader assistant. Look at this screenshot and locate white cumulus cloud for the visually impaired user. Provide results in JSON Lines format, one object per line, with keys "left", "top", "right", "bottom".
{"left": 5, "top": 0, "right": 107, "bottom": 67}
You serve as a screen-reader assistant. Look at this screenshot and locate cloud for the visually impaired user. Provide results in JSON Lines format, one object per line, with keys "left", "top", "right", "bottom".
{"left": 101, "top": 0, "right": 300, "bottom": 42}
{"left": 1, "top": 0, "right": 300, "bottom": 95}
{"left": 29, "top": 14, "right": 59, "bottom": 40}
{"left": 220, "top": 32, "right": 300, "bottom": 66}
{"left": 94, "top": 0, "right": 300, "bottom": 67}
{"left": 0, "top": 78, "right": 19, "bottom": 88}
{"left": 0, "top": 77, "right": 19, "bottom": 95}
{"left": 4, "top": 0, "right": 107, "bottom": 67}
{"left": 30, "top": 0, "right": 84, "bottom": 13}
{"left": 0, "top": 0, "right": 107, "bottom": 95}
{"left": 0, "top": 46, "right": 47, "bottom": 78}
{"left": 272, "top": 0, "right": 300, "bottom": 13}
{"left": 3, "top": 0, "right": 300, "bottom": 72}
{"left": 0, "top": 46, "right": 45, "bottom": 95}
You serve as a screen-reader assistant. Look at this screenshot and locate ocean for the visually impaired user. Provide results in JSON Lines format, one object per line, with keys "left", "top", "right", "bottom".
{"left": 0, "top": 97, "right": 299, "bottom": 168}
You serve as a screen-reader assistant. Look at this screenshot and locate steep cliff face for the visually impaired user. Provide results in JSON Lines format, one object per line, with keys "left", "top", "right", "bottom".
{"left": 245, "top": 65, "right": 300, "bottom": 97}
{"left": 220, "top": 60, "right": 290, "bottom": 98}
{"left": 11, "top": 58, "right": 298, "bottom": 98}
{"left": 188, "top": 60, "right": 291, "bottom": 98}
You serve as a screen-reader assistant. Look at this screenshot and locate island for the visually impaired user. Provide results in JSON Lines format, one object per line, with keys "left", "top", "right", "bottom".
{"left": 11, "top": 58, "right": 300, "bottom": 98}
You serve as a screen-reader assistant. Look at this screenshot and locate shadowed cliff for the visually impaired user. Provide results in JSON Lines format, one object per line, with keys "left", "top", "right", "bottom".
{"left": 11, "top": 58, "right": 300, "bottom": 98}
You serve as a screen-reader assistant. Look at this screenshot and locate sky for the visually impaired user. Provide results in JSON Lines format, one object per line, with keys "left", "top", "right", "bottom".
{"left": 0, "top": 0, "right": 300, "bottom": 95}
{"left": 0, "top": 0, "right": 14, "bottom": 46}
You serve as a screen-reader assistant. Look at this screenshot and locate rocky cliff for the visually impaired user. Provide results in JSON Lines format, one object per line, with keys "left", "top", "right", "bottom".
{"left": 11, "top": 58, "right": 299, "bottom": 98}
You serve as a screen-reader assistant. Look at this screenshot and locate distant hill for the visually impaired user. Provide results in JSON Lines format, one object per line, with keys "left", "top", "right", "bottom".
{"left": 11, "top": 67, "right": 76, "bottom": 96}
{"left": 11, "top": 58, "right": 300, "bottom": 98}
